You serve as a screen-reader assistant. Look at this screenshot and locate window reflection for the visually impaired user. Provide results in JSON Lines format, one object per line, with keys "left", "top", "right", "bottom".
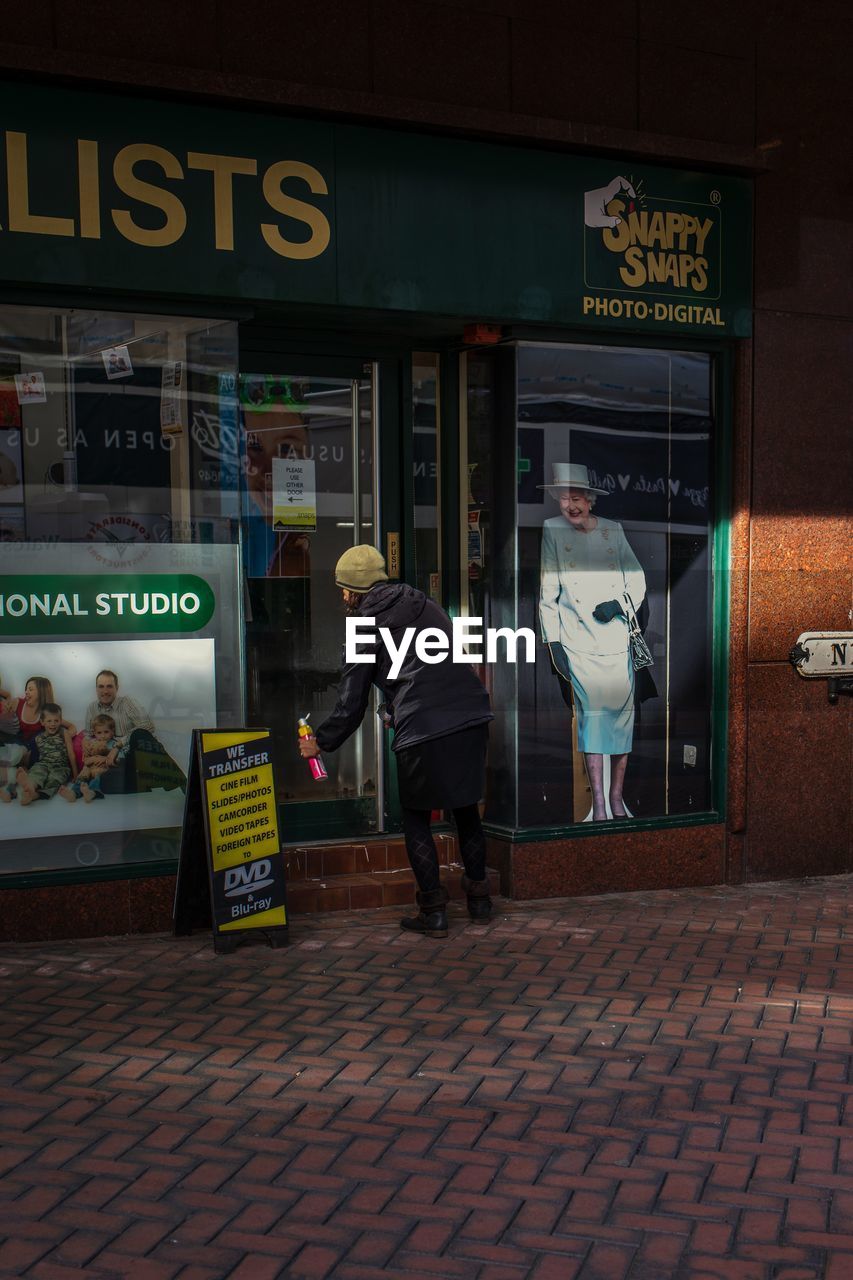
{"left": 412, "top": 353, "right": 440, "bottom": 599}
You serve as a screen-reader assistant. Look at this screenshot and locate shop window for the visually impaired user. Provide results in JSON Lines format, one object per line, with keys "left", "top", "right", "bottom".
{"left": 0, "top": 303, "right": 241, "bottom": 876}
{"left": 462, "top": 341, "right": 717, "bottom": 831}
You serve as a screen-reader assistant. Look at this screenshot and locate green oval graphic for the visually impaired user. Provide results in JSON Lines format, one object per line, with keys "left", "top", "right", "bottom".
{"left": 0, "top": 575, "right": 216, "bottom": 636}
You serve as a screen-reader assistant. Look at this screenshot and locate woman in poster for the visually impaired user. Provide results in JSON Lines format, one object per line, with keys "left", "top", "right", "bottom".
{"left": 11, "top": 676, "right": 76, "bottom": 746}
{"left": 538, "top": 463, "right": 646, "bottom": 821}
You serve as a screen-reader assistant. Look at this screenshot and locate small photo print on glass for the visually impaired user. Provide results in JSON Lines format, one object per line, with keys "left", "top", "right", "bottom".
{"left": 14, "top": 371, "right": 46, "bottom": 404}
{"left": 102, "top": 345, "right": 133, "bottom": 381}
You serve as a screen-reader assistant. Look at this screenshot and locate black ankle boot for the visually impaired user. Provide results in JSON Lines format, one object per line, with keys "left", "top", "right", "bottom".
{"left": 461, "top": 874, "right": 492, "bottom": 921}
{"left": 400, "top": 887, "right": 449, "bottom": 938}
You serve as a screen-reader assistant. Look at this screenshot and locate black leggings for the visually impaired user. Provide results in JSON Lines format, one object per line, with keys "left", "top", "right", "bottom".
{"left": 402, "top": 804, "right": 487, "bottom": 894}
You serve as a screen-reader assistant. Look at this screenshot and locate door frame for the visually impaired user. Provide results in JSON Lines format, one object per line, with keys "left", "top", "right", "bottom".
{"left": 238, "top": 326, "right": 407, "bottom": 842}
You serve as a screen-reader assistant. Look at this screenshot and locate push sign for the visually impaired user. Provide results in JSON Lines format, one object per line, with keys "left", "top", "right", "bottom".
{"left": 173, "top": 728, "right": 289, "bottom": 953}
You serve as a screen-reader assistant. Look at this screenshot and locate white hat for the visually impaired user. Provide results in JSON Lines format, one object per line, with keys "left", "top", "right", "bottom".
{"left": 537, "top": 462, "right": 609, "bottom": 495}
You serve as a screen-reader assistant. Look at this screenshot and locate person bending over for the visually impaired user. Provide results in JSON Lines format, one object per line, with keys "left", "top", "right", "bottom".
{"left": 298, "top": 545, "right": 494, "bottom": 939}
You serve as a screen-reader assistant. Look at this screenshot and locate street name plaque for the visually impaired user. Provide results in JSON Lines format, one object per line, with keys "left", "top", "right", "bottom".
{"left": 789, "top": 632, "right": 853, "bottom": 705}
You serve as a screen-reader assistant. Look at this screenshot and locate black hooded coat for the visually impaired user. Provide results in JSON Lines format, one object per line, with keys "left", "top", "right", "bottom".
{"left": 314, "top": 583, "right": 493, "bottom": 754}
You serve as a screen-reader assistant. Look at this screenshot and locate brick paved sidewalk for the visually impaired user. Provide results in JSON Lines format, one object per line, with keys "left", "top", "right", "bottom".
{"left": 1, "top": 876, "right": 852, "bottom": 1280}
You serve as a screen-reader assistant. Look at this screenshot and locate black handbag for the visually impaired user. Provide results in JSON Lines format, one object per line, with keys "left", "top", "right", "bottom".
{"left": 623, "top": 591, "right": 654, "bottom": 671}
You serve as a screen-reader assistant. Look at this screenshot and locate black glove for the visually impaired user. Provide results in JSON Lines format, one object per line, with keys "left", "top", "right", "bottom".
{"left": 592, "top": 599, "right": 625, "bottom": 624}
{"left": 548, "top": 641, "right": 571, "bottom": 681}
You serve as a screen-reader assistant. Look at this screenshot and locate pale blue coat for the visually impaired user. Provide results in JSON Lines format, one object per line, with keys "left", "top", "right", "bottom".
{"left": 539, "top": 516, "right": 647, "bottom": 753}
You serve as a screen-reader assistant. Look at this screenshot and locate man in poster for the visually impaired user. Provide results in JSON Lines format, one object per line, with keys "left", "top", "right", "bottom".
{"left": 85, "top": 669, "right": 184, "bottom": 794}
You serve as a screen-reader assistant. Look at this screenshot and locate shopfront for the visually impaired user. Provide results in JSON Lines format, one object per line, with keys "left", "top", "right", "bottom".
{"left": 0, "top": 80, "right": 752, "bottom": 917}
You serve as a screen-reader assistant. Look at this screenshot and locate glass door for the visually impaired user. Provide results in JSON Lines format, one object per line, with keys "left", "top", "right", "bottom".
{"left": 238, "top": 363, "right": 380, "bottom": 840}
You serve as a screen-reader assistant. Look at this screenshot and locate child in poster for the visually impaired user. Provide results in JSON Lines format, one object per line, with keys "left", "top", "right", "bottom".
{"left": 15, "top": 703, "right": 77, "bottom": 804}
{"left": 60, "top": 713, "right": 127, "bottom": 803}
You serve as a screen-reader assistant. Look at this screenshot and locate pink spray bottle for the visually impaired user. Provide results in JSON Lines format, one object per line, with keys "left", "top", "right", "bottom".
{"left": 298, "top": 716, "right": 328, "bottom": 781}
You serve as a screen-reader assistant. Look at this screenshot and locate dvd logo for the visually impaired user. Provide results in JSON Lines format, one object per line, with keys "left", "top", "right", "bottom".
{"left": 224, "top": 859, "right": 274, "bottom": 897}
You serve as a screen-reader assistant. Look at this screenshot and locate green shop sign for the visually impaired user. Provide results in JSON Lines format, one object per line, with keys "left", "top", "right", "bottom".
{"left": 0, "top": 82, "right": 752, "bottom": 336}
{"left": 0, "top": 575, "right": 215, "bottom": 636}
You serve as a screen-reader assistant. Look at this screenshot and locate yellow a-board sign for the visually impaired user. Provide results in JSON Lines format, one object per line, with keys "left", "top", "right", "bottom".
{"left": 173, "top": 728, "right": 288, "bottom": 953}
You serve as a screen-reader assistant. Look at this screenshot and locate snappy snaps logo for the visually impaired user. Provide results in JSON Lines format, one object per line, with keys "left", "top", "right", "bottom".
{"left": 582, "top": 175, "right": 724, "bottom": 328}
